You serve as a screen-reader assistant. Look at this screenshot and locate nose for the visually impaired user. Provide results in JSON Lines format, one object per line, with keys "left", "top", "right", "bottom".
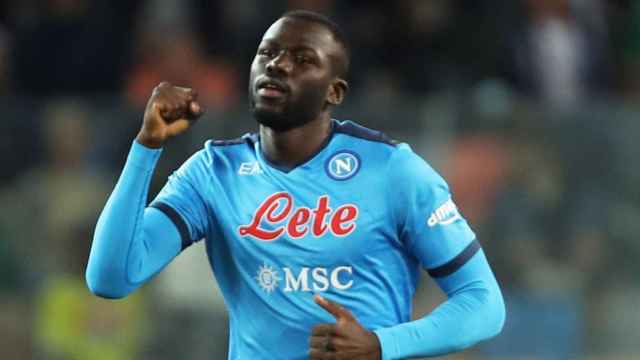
{"left": 266, "top": 51, "right": 292, "bottom": 76}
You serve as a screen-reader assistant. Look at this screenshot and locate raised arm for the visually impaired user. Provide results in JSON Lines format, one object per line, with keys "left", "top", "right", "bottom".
{"left": 86, "top": 82, "right": 204, "bottom": 298}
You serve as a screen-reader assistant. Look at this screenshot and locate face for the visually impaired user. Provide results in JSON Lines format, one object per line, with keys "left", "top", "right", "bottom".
{"left": 249, "top": 18, "right": 346, "bottom": 132}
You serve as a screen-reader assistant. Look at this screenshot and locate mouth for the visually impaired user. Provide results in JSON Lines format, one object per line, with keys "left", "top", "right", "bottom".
{"left": 256, "top": 78, "right": 289, "bottom": 99}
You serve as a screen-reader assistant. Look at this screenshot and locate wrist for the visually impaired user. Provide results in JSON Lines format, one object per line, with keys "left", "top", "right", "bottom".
{"left": 128, "top": 139, "right": 163, "bottom": 170}
{"left": 135, "top": 132, "right": 164, "bottom": 149}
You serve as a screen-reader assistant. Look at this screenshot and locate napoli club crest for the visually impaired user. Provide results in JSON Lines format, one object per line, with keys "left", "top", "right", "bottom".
{"left": 325, "top": 151, "right": 360, "bottom": 180}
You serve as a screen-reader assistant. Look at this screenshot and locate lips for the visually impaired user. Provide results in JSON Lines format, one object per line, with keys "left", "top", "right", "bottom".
{"left": 256, "top": 78, "right": 289, "bottom": 98}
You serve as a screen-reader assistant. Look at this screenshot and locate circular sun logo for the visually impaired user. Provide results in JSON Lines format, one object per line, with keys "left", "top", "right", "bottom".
{"left": 256, "top": 263, "right": 280, "bottom": 293}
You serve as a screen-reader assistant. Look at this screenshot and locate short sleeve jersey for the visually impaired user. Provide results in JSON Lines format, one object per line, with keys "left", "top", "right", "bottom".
{"left": 150, "top": 120, "right": 478, "bottom": 359}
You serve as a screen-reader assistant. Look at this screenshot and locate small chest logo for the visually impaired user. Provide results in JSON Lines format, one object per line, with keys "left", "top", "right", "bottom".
{"left": 326, "top": 151, "right": 360, "bottom": 180}
{"left": 238, "top": 161, "right": 263, "bottom": 175}
{"left": 256, "top": 264, "right": 281, "bottom": 293}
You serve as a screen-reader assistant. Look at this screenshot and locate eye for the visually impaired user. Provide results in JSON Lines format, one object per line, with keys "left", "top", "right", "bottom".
{"left": 295, "top": 54, "right": 312, "bottom": 64}
{"left": 258, "top": 48, "right": 276, "bottom": 58}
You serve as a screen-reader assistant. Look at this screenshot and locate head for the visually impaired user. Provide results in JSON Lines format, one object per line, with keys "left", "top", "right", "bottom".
{"left": 249, "top": 10, "right": 350, "bottom": 132}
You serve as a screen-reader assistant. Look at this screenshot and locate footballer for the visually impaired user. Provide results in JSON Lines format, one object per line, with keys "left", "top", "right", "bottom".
{"left": 86, "top": 10, "right": 505, "bottom": 359}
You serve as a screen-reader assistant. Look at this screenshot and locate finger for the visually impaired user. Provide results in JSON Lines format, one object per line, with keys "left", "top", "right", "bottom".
{"left": 309, "top": 348, "right": 334, "bottom": 360}
{"left": 166, "top": 119, "right": 191, "bottom": 137}
{"left": 311, "top": 323, "right": 336, "bottom": 336}
{"left": 151, "top": 101, "right": 167, "bottom": 117}
{"left": 174, "top": 85, "right": 195, "bottom": 96}
{"left": 174, "top": 87, "right": 199, "bottom": 108}
{"left": 309, "top": 335, "right": 330, "bottom": 349}
{"left": 158, "top": 97, "right": 182, "bottom": 121}
{"left": 188, "top": 101, "right": 204, "bottom": 118}
{"left": 154, "top": 81, "right": 172, "bottom": 95}
{"left": 162, "top": 108, "right": 184, "bottom": 122}
{"left": 314, "top": 295, "right": 354, "bottom": 321}
{"left": 330, "top": 336, "right": 347, "bottom": 350}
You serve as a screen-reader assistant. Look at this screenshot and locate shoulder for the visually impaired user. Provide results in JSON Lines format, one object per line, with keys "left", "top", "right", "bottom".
{"left": 332, "top": 119, "right": 438, "bottom": 177}
{"left": 331, "top": 120, "right": 400, "bottom": 170}
{"left": 199, "top": 132, "right": 258, "bottom": 159}
{"left": 333, "top": 119, "right": 399, "bottom": 147}
{"left": 209, "top": 132, "right": 258, "bottom": 147}
{"left": 331, "top": 119, "right": 442, "bottom": 180}
{"left": 207, "top": 132, "right": 258, "bottom": 151}
{"left": 177, "top": 133, "right": 257, "bottom": 174}
{"left": 386, "top": 143, "right": 446, "bottom": 189}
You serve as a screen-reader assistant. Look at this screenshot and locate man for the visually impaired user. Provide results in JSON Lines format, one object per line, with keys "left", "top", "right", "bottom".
{"left": 86, "top": 10, "right": 505, "bottom": 360}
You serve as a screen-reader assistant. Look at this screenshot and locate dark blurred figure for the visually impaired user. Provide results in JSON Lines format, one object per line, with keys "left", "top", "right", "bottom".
{"left": 505, "top": 0, "right": 609, "bottom": 108}
{"left": 8, "top": 0, "right": 141, "bottom": 97}
{"left": 0, "top": 100, "right": 111, "bottom": 276}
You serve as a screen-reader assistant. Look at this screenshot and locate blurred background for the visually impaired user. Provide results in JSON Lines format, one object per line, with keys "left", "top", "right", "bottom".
{"left": 0, "top": 0, "right": 638, "bottom": 359}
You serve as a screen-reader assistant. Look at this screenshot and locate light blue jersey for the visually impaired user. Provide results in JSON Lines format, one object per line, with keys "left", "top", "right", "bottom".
{"left": 87, "top": 119, "right": 504, "bottom": 360}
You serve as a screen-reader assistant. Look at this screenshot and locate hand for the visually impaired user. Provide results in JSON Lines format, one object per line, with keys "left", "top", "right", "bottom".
{"left": 309, "top": 295, "right": 381, "bottom": 360}
{"left": 136, "top": 81, "right": 204, "bottom": 148}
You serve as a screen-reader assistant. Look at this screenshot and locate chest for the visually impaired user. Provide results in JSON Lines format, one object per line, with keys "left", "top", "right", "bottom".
{"left": 208, "top": 162, "right": 391, "bottom": 266}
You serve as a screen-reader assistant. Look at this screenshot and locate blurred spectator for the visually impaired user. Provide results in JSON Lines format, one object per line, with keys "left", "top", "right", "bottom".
{"left": 0, "top": 297, "right": 31, "bottom": 359}
{"left": 505, "top": 0, "right": 609, "bottom": 108}
{"left": 125, "top": 28, "right": 240, "bottom": 110}
{"left": 0, "top": 100, "right": 112, "bottom": 277}
{"left": 34, "top": 273, "right": 147, "bottom": 360}
{"left": 617, "top": 0, "right": 640, "bottom": 99}
{"left": 148, "top": 242, "right": 229, "bottom": 360}
{"left": 443, "top": 134, "right": 511, "bottom": 227}
{"left": 0, "top": 25, "right": 9, "bottom": 95}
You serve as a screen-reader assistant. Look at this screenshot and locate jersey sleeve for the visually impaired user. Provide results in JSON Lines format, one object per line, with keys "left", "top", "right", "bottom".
{"left": 373, "top": 145, "right": 505, "bottom": 359}
{"left": 87, "top": 141, "right": 184, "bottom": 298}
{"left": 387, "top": 145, "right": 478, "bottom": 277}
{"left": 149, "top": 148, "right": 213, "bottom": 249}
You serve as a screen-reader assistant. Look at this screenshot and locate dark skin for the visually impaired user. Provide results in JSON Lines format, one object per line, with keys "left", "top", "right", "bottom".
{"left": 310, "top": 295, "right": 381, "bottom": 360}
{"left": 248, "top": 17, "right": 347, "bottom": 168}
{"left": 136, "top": 17, "right": 380, "bottom": 359}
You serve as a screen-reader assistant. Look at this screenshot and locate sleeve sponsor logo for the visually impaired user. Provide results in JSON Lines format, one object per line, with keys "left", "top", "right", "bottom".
{"left": 427, "top": 199, "right": 462, "bottom": 227}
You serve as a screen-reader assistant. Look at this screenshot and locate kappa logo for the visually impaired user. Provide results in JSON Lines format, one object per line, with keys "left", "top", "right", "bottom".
{"left": 238, "top": 161, "right": 263, "bottom": 175}
{"left": 326, "top": 151, "right": 360, "bottom": 180}
{"left": 256, "top": 263, "right": 354, "bottom": 294}
{"left": 427, "top": 199, "right": 462, "bottom": 227}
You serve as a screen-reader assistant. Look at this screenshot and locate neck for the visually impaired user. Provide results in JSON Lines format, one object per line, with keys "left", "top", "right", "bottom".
{"left": 259, "top": 113, "right": 332, "bottom": 169}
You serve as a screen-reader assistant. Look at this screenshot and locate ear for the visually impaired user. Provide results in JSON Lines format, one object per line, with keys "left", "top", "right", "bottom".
{"left": 327, "top": 78, "right": 349, "bottom": 106}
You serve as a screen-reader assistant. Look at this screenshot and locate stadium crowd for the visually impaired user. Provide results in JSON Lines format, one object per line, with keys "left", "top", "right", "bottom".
{"left": 0, "top": 0, "right": 639, "bottom": 359}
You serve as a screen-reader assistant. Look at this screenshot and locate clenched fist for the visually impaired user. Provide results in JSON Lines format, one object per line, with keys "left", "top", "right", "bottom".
{"left": 136, "top": 82, "right": 204, "bottom": 148}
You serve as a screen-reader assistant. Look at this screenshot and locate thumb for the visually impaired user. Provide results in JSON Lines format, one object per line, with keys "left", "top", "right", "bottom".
{"left": 165, "top": 119, "right": 191, "bottom": 137}
{"left": 314, "top": 295, "right": 354, "bottom": 322}
{"left": 189, "top": 101, "right": 204, "bottom": 118}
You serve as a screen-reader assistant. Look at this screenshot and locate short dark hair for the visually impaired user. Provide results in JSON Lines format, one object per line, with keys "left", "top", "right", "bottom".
{"left": 280, "top": 10, "right": 350, "bottom": 78}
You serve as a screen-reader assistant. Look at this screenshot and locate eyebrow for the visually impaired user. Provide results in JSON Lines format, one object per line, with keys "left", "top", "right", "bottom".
{"left": 260, "top": 39, "right": 319, "bottom": 53}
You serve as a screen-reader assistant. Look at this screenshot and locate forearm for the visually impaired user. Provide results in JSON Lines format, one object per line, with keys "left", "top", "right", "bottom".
{"left": 374, "top": 250, "right": 505, "bottom": 359}
{"left": 86, "top": 141, "right": 181, "bottom": 298}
